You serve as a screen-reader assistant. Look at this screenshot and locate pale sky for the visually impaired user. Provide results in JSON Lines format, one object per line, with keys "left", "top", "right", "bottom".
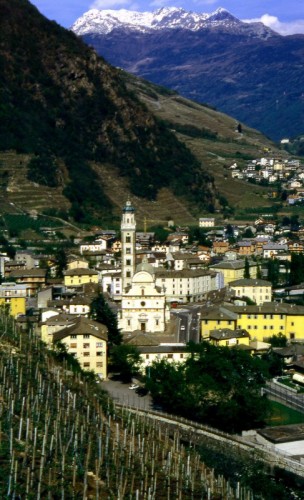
{"left": 30, "top": 0, "right": 304, "bottom": 35}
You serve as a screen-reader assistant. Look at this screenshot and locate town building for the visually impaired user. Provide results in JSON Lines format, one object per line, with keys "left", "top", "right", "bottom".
{"left": 64, "top": 268, "right": 99, "bottom": 288}
{"left": 209, "top": 260, "right": 257, "bottom": 286}
{"left": 0, "top": 282, "right": 27, "bottom": 317}
{"left": 200, "top": 303, "right": 304, "bottom": 342}
{"left": 228, "top": 278, "right": 272, "bottom": 305}
{"left": 199, "top": 218, "right": 215, "bottom": 228}
{"left": 53, "top": 316, "right": 108, "bottom": 379}
{"left": 9, "top": 268, "right": 47, "bottom": 296}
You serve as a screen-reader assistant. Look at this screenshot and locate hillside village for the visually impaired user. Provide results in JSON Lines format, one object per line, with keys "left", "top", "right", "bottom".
{"left": 1, "top": 200, "right": 304, "bottom": 384}
{"left": 231, "top": 154, "right": 304, "bottom": 205}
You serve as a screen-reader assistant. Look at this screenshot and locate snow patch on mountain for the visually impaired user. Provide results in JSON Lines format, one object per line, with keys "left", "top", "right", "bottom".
{"left": 71, "top": 7, "right": 275, "bottom": 38}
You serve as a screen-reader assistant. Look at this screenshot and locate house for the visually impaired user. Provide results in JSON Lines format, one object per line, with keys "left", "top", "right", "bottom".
{"left": 0, "top": 282, "right": 27, "bottom": 317}
{"left": 9, "top": 268, "right": 47, "bottom": 296}
{"left": 64, "top": 268, "right": 99, "bottom": 288}
{"left": 80, "top": 238, "right": 107, "bottom": 254}
{"left": 199, "top": 218, "right": 215, "bottom": 228}
{"left": 53, "top": 316, "right": 108, "bottom": 379}
{"left": 67, "top": 257, "right": 89, "bottom": 270}
{"left": 212, "top": 241, "right": 230, "bottom": 255}
{"left": 209, "top": 328, "right": 250, "bottom": 347}
{"left": 228, "top": 278, "right": 272, "bottom": 305}
{"left": 138, "top": 344, "right": 189, "bottom": 372}
{"left": 237, "top": 241, "right": 256, "bottom": 256}
{"left": 263, "top": 243, "right": 288, "bottom": 259}
{"left": 209, "top": 260, "right": 257, "bottom": 286}
{"left": 15, "top": 250, "right": 36, "bottom": 269}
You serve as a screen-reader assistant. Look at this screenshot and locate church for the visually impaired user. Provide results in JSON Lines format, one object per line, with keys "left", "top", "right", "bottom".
{"left": 118, "top": 200, "right": 170, "bottom": 333}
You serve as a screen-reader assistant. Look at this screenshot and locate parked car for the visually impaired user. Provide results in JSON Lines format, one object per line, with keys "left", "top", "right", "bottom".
{"left": 129, "top": 384, "right": 139, "bottom": 390}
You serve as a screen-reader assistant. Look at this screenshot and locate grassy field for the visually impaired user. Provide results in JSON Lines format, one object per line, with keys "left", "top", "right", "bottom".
{"left": 266, "top": 400, "right": 304, "bottom": 426}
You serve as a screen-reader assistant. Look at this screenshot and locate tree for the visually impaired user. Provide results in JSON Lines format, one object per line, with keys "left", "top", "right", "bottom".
{"left": 244, "top": 257, "right": 250, "bottom": 279}
{"left": 54, "top": 247, "right": 67, "bottom": 278}
{"left": 289, "top": 253, "right": 304, "bottom": 285}
{"left": 257, "top": 264, "right": 263, "bottom": 280}
{"left": 267, "top": 258, "right": 280, "bottom": 287}
{"left": 90, "top": 293, "right": 122, "bottom": 345}
{"left": 110, "top": 344, "right": 141, "bottom": 382}
{"left": 145, "top": 342, "right": 270, "bottom": 433}
{"left": 268, "top": 333, "right": 288, "bottom": 347}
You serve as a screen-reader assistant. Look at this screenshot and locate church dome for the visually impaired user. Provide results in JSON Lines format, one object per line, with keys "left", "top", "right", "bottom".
{"left": 135, "top": 257, "right": 154, "bottom": 275}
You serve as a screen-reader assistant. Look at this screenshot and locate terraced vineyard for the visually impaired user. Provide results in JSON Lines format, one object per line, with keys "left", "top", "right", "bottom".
{"left": 0, "top": 151, "right": 70, "bottom": 215}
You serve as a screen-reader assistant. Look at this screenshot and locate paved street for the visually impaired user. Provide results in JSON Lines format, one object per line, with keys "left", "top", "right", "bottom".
{"left": 101, "top": 377, "right": 153, "bottom": 410}
{"left": 171, "top": 305, "right": 202, "bottom": 343}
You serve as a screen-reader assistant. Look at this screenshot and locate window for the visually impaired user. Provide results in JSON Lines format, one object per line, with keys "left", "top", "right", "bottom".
{"left": 83, "top": 343, "right": 90, "bottom": 348}
{"left": 96, "top": 362, "right": 103, "bottom": 368}
{"left": 70, "top": 343, "right": 77, "bottom": 348}
{"left": 291, "top": 322, "right": 294, "bottom": 326}
{"left": 146, "top": 354, "right": 149, "bottom": 359}
{"left": 180, "top": 354, "right": 184, "bottom": 359}
{"left": 126, "top": 248, "right": 131, "bottom": 254}
{"left": 126, "top": 236, "right": 131, "bottom": 243}
{"left": 83, "top": 362, "right": 90, "bottom": 367}
{"left": 71, "top": 335, "right": 77, "bottom": 339}
{"left": 127, "top": 320, "right": 131, "bottom": 326}
{"left": 96, "top": 351, "right": 103, "bottom": 356}
{"left": 126, "top": 272, "right": 131, "bottom": 278}
{"left": 83, "top": 352, "right": 90, "bottom": 356}
{"left": 290, "top": 333, "right": 295, "bottom": 340}
{"left": 141, "top": 289, "right": 145, "bottom": 296}
{"left": 141, "top": 301, "right": 146, "bottom": 306}
{"left": 96, "top": 342, "right": 103, "bottom": 347}
{"left": 126, "top": 259, "right": 131, "bottom": 265}
{"left": 167, "top": 354, "right": 173, "bottom": 359}
{"left": 83, "top": 335, "right": 90, "bottom": 339}
{"left": 156, "top": 319, "right": 159, "bottom": 326}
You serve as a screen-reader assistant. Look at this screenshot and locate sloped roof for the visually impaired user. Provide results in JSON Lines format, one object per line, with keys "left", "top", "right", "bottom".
{"left": 53, "top": 316, "right": 108, "bottom": 342}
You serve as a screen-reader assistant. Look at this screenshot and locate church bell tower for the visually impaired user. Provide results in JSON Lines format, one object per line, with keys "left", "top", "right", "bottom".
{"left": 121, "top": 200, "right": 136, "bottom": 291}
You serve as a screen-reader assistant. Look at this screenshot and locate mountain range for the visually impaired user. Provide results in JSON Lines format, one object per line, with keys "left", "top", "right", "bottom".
{"left": 72, "top": 7, "right": 304, "bottom": 141}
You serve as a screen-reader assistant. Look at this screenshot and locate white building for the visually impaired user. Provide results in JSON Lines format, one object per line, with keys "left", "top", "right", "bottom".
{"left": 199, "top": 218, "right": 215, "bottom": 228}
{"left": 155, "top": 269, "right": 216, "bottom": 303}
{"left": 229, "top": 278, "right": 272, "bottom": 305}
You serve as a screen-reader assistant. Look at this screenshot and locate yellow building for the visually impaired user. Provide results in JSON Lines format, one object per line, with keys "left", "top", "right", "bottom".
{"left": 200, "top": 303, "right": 304, "bottom": 343}
{"left": 0, "top": 282, "right": 27, "bottom": 317}
{"left": 228, "top": 278, "right": 272, "bottom": 305}
{"left": 209, "top": 328, "right": 250, "bottom": 347}
{"left": 53, "top": 316, "right": 108, "bottom": 379}
{"left": 209, "top": 260, "right": 257, "bottom": 286}
{"left": 64, "top": 268, "right": 99, "bottom": 288}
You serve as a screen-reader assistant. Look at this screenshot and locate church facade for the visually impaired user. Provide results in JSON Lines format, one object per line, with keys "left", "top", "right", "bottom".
{"left": 118, "top": 201, "right": 170, "bottom": 333}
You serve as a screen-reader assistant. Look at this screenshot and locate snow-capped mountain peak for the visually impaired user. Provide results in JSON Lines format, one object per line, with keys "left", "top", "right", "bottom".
{"left": 71, "top": 7, "right": 275, "bottom": 38}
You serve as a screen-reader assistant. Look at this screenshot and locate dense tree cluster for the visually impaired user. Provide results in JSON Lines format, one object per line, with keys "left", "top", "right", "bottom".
{"left": 90, "top": 293, "right": 122, "bottom": 345}
{"left": 145, "top": 342, "right": 270, "bottom": 433}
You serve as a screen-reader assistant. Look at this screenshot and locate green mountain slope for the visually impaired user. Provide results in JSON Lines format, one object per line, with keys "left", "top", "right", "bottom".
{"left": 0, "top": 0, "right": 217, "bottom": 224}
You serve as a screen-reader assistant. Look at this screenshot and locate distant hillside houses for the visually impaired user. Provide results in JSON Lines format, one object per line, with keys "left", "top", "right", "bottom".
{"left": 231, "top": 156, "right": 303, "bottom": 189}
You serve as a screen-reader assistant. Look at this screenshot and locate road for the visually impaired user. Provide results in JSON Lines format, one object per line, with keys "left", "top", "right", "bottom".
{"left": 171, "top": 305, "right": 202, "bottom": 343}
{"left": 101, "top": 377, "right": 153, "bottom": 410}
